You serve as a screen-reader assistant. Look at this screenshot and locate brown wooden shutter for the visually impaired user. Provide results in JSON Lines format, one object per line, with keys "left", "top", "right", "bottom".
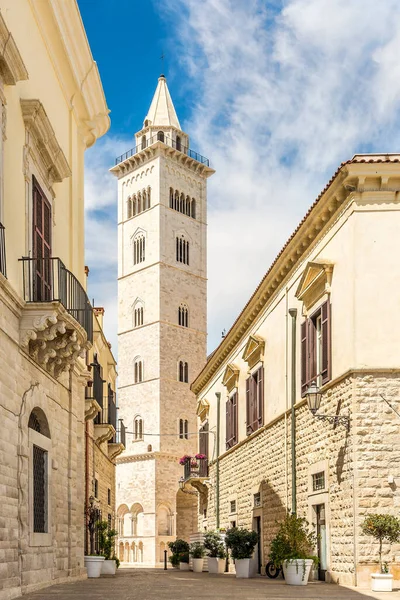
{"left": 301, "top": 320, "right": 308, "bottom": 396}
{"left": 226, "top": 399, "right": 231, "bottom": 449}
{"left": 308, "top": 318, "right": 317, "bottom": 383}
{"left": 246, "top": 377, "right": 251, "bottom": 435}
{"left": 33, "top": 177, "right": 52, "bottom": 301}
{"left": 232, "top": 392, "right": 238, "bottom": 446}
{"left": 321, "top": 300, "right": 331, "bottom": 384}
{"left": 257, "top": 366, "right": 264, "bottom": 428}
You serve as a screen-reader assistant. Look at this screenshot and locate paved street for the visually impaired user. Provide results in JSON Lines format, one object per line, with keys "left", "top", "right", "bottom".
{"left": 23, "top": 569, "right": 400, "bottom": 600}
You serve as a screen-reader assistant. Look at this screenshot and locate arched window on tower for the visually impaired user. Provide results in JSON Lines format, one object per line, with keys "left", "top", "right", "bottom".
{"left": 147, "top": 187, "right": 151, "bottom": 209}
{"left": 174, "top": 190, "right": 179, "bottom": 211}
{"left": 178, "top": 303, "right": 189, "bottom": 327}
{"left": 178, "top": 361, "right": 189, "bottom": 383}
{"left": 134, "top": 358, "right": 143, "bottom": 383}
{"left": 141, "top": 135, "right": 146, "bottom": 149}
{"left": 176, "top": 135, "right": 181, "bottom": 152}
{"left": 157, "top": 131, "right": 164, "bottom": 142}
{"left": 127, "top": 197, "right": 132, "bottom": 219}
{"left": 169, "top": 188, "right": 174, "bottom": 209}
{"left": 179, "top": 418, "right": 189, "bottom": 439}
{"left": 191, "top": 198, "right": 196, "bottom": 220}
{"left": 137, "top": 192, "right": 142, "bottom": 214}
{"left": 185, "top": 196, "right": 191, "bottom": 216}
{"left": 134, "top": 416, "right": 143, "bottom": 440}
{"left": 134, "top": 303, "right": 144, "bottom": 327}
{"left": 142, "top": 190, "right": 147, "bottom": 211}
{"left": 133, "top": 232, "right": 146, "bottom": 265}
{"left": 180, "top": 193, "right": 185, "bottom": 214}
{"left": 176, "top": 235, "right": 189, "bottom": 266}
{"left": 132, "top": 195, "right": 137, "bottom": 216}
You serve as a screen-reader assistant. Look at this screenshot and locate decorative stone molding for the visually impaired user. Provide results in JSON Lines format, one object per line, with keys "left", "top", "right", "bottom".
{"left": 20, "top": 302, "right": 89, "bottom": 379}
{"left": 196, "top": 398, "right": 210, "bottom": 422}
{"left": 108, "top": 442, "right": 125, "bottom": 462}
{"left": 0, "top": 11, "right": 28, "bottom": 85}
{"left": 20, "top": 99, "right": 71, "bottom": 184}
{"left": 93, "top": 423, "right": 115, "bottom": 445}
{"left": 85, "top": 397, "right": 101, "bottom": 421}
{"left": 295, "top": 260, "right": 334, "bottom": 312}
{"left": 222, "top": 364, "right": 240, "bottom": 393}
{"left": 242, "top": 335, "right": 265, "bottom": 370}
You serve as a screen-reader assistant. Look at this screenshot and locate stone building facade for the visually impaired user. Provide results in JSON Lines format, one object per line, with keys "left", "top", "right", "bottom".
{"left": 189, "top": 155, "right": 400, "bottom": 587}
{"left": 0, "top": 2, "right": 110, "bottom": 598}
{"left": 112, "top": 76, "right": 214, "bottom": 566}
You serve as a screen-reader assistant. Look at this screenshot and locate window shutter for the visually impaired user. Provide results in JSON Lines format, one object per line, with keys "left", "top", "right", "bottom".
{"left": 301, "top": 320, "right": 308, "bottom": 395}
{"left": 232, "top": 392, "right": 238, "bottom": 446}
{"left": 246, "top": 377, "right": 251, "bottom": 435}
{"left": 226, "top": 399, "right": 231, "bottom": 449}
{"left": 321, "top": 301, "right": 331, "bottom": 385}
{"left": 257, "top": 366, "right": 264, "bottom": 427}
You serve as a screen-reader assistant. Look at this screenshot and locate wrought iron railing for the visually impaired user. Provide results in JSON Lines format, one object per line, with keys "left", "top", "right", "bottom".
{"left": 20, "top": 256, "right": 93, "bottom": 343}
{"left": 115, "top": 133, "right": 210, "bottom": 167}
{"left": 116, "top": 419, "right": 126, "bottom": 448}
{"left": 94, "top": 395, "right": 117, "bottom": 429}
{"left": 0, "top": 222, "right": 6, "bottom": 277}
{"left": 183, "top": 456, "right": 208, "bottom": 481}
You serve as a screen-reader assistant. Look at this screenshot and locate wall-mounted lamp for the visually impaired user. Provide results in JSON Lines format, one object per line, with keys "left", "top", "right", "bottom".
{"left": 305, "top": 382, "right": 350, "bottom": 431}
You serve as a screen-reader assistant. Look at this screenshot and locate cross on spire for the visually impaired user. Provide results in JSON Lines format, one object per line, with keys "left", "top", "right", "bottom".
{"left": 160, "top": 51, "right": 165, "bottom": 77}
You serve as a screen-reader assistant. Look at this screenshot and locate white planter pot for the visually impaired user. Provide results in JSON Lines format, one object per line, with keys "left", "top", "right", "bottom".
{"left": 235, "top": 558, "right": 251, "bottom": 578}
{"left": 208, "top": 557, "right": 225, "bottom": 574}
{"left": 192, "top": 558, "right": 204, "bottom": 573}
{"left": 84, "top": 556, "right": 105, "bottom": 578}
{"left": 283, "top": 559, "right": 313, "bottom": 586}
{"left": 371, "top": 573, "right": 393, "bottom": 592}
{"left": 101, "top": 559, "right": 116, "bottom": 575}
{"left": 180, "top": 562, "right": 190, "bottom": 571}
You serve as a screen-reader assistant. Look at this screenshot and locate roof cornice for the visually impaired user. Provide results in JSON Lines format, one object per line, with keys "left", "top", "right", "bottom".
{"left": 29, "top": 0, "right": 110, "bottom": 147}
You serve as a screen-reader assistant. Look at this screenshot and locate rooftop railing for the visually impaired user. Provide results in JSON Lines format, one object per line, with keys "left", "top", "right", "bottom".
{"left": 115, "top": 133, "right": 210, "bottom": 167}
{"left": 0, "top": 223, "right": 6, "bottom": 278}
{"left": 20, "top": 256, "right": 93, "bottom": 343}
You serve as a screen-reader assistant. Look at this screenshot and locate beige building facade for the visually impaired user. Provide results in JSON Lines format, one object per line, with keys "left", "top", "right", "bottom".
{"left": 188, "top": 155, "right": 400, "bottom": 587}
{"left": 0, "top": 2, "right": 110, "bottom": 598}
{"left": 113, "top": 76, "right": 214, "bottom": 566}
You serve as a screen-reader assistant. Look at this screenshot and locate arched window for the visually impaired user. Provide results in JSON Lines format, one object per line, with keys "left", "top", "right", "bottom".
{"left": 179, "top": 418, "right": 189, "bottom": 439}
{"left": 178, "top": 361, "right": 189, "bottom": 383}
{"left": 141, "top": 135, "right": 146, "bottom": 149}
{"left": 137, "top": 192, "right": 142, "bottom": 214}
{"left": 191, "top": 198, "right": 196, "bottom": 219}
{"left": 169, "top": 188, "right": 174, "bottom": 209}
{"left": 28, "top": 408, "right": 51, "bottom": 535}
{"left": 127, "top": 197, "right": 132, "bottom": 219}
{"left": 147, "top": 186, "right": 151, "bottom": 209}
{"left": 178, "top": 303, "right": 189, "bottom": 327}
{"left": 176, "top": 235, "right": 189, "bottom": 266}
{"left": 174, "top": 190, "right": 179, "bottom": 211}
{"left": 134, "top": 416, "right": 143, "bottom": 440}
{"left": 134, "top": 358, "right": 143, "bottom": 383}
{"left": 176, "top": 135, "right": 181, "bottom": 152}
{"left": 133, "top": 233, "right": 146, "bottom": 265}
{"left": 157, "top": 131, "right": 164, "bottom": 142}
{"left": 185, "top": 196, "right": 191, "bottom": 216}
{"left": 180, "top": 193, "right": 185, "bottom": 214}
{"left": 132, "top": 195, "right": 137, "bottom": 216}
{"left": 134, "top": 305, "right": 144, "bottom": 327}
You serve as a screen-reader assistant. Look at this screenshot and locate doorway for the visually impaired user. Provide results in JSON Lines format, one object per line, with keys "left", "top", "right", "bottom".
{"left": 315, "top": 504, "right": 327, "bottom": 581}
{"left": 253, "top": 516, "right": 262, "bottom": 574}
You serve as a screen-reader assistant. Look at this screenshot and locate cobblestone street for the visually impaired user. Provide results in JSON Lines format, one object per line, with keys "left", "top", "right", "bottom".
{"left": 23, "top": 569, "right": 400, "bottom": 600}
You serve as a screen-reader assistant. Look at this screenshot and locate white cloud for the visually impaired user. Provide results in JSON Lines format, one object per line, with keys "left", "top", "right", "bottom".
{"left": 158, "top": 0, "right": 400, "bottom": 350}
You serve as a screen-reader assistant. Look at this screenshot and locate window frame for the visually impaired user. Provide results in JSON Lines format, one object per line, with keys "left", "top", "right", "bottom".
{"left": 246, "top": 365, "right": 264, "bottom": 435}
{"left": 301, "top": 300, "right": 331, "bottom": 396}
{"left": 29, "top": 426, "right": 52, "bottom": 547}
{"left": 226, "top": 391, "right": 238, "bottom": 449}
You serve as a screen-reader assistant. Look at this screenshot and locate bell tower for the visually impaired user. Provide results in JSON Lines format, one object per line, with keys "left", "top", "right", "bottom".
{"left": 112, "top": 76, "right": 214, "bottom": 566}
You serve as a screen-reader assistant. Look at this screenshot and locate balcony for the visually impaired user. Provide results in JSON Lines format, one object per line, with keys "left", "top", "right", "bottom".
{"left": 93, "top": 395, "right": 116, "bottom": 445}
{"left": 108, "top": 420, "right": 126, "bottom": 461}
{"left": 0, "top": 223, "right": 6, "bottom": 278}
{"left": 115, "top": 133, "right": 210, "bottom": 167}
{"left": 19, "top": 257, "right": 93, "bottom": 378}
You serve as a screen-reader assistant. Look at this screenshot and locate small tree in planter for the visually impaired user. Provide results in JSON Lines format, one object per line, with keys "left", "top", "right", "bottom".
{"left": 97, "top": 521, "right": 119, "bottom": 575}
{"left": 361, "top": 513, "right": 400, "bottom": 592}
{"left": 269, "top": 513, "right": 318, "bottom": 586}
{"left": 190, "top": 541, "right": 206, "bottom": 573}
{"left": 204, "top": 531, "right": 226, "bottom": 574}
{"left": 168, "top": 539, "right": 190, "bottom": 570}
{"left": 225, "top": 527, "right": 258, "bottom": 578}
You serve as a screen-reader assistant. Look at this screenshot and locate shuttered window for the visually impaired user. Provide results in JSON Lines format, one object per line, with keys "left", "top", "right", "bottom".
{"left": 199, "top": 420, "right": 209, "bottom": 458}
{"left": 246, "top": 366, "right": 264, "bottom": 435}
{"left": 33, "top": 177, "right": 52, "bottom": 301}
{"left": 301, "top": 300, "right": 331, "bottom": 395}
{"left": 226, "top": 392, "right": 238, "bottom": 449}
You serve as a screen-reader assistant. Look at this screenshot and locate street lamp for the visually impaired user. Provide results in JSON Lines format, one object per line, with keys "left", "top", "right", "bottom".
{"left": 305, "top": 382, "right": 350, "bottom": 431}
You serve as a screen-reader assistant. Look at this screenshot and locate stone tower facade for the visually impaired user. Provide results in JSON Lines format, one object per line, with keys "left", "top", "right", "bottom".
{"left": 113, "top": 76, "right": 214, "bottom": 566}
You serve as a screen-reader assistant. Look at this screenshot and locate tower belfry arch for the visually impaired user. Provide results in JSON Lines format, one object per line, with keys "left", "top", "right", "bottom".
{"left": 112, "top": 76, "right": 214, "bottom": 566}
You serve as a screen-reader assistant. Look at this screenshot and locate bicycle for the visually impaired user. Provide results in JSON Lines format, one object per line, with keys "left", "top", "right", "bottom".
{"left": 265, "top": 561, "right": 284, "bottom": 579}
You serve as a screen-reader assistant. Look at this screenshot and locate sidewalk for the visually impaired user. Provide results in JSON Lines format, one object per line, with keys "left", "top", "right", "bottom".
{"left": 22, "top": 568, "right": 400, "bottom": 600}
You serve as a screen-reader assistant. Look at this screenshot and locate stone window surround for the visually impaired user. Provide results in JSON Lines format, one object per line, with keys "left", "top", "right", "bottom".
{"left": 308, "top": 460, "right": 329, "bottom": 498}
{"left": 228, "top": 496, "right": 238, "bottom": 516}
{"left": 29, "top": 427, "right": 52, "bottom": 547}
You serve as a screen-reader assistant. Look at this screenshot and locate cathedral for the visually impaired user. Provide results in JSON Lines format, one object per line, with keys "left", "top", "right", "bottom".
{"left": 111, "top": 76, "right": 214, "bottom": 566}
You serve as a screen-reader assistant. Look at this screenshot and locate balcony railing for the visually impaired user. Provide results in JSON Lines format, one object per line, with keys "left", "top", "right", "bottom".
{"left": 0, "top": 223, "right": 6, "bottom": 277}
{"left": 116, "top": 419, "right": 126, "bottom": 448}
{"left": 183, "top": 456, "right": 208, "bottom": 481}
{"left": 20, "top": 257, "right": 93, "bottom": 343}
{"left": 94, "top": 395, "right": 117, "bottom": 430}
{"left": 115, "top": 133, "right": 210, "bottom": 167}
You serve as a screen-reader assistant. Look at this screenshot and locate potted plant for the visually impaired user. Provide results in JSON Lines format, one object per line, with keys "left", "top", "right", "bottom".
{"left": 361, "top": 513, "right": 400, "bottom": 592}
{"left": 269, "top": 513, "right": 318, "bottom": 586}
{"left": 179, "top": 455, "right": 192, "bottom": 466}
{"left": 97, "top": 521, "right": 119, "bottom": 575}
{"left": 168, "top": 538, "right": 190, "bottom": 570}
{"left": 204, "top": 531, "right": 226, "bottom": 574}
{"left": 225, "top": 527, "right": 258, "bottom": 578}
{"left": 190, "top": 541, "right": 206, "bottom": 572}
{"left": 84, "top": 497, "right": 104, "bottom": 578}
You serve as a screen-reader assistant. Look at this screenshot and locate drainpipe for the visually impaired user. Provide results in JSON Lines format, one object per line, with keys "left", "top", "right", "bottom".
{"left": 288, "top": 309, "right": 297, "bottom": 514}
{"left": 215, "top": 392, "right": 221, "bottom": 530}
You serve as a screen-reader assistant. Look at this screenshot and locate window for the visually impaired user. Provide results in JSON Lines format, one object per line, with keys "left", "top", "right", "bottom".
{"left": 127, "top": 197, "right": 132, "bottom": 219}
{"left": 179, "top": 418, "right": 188, "bottom": 439}
{"left": 134, "top": 305, "right": 144, "bottom": 327}
{"left": 147, "top": 187, "right": 151, "bottom": 209}
{"left": 141, "top": 135, "right": 146, "bottom": 149}
{"left": 246, "top": 366, "right": 264, "bottom": 435}
{"left": 33, "top": 176, "right": 52, "bottom": 301}
{"left": 176, "top": 235, "right": 189, "bottom": 265}
{"left": 312, "top": 471, "right": 325, "bottom": 492}
{"left": 178, "top": 303, "right": 189, "bottom": 327}
{"left": 94, "top": 478, "right": 98, "bottom": 498}
{"left": 133, "top": 233, "right": 146, "bottom": 265}
{"left": 301, "top": 300, "right": 331, "bottom": 395}
{"left": 254, "top": 492, "right": 261, "bottom": 508}
{"left": 29, "top": 408, "right": 51, "bottom": 540}
{"left": 176, "top": 135, "right": 181, "bottom": 151}
{"left": 157, "top": 130, "right": 164, "bottom": 142}
{"left": 178, "top": 361, "right": 188, "bottom": 383}
{"left": 191, "top": 198, "right": 196, "bottom": 219}
{"left": 32, "top": 445, "right": 47, "bottom": 533}
{"left": 230, "top": 500, "right": 237, "bottom": 514}
{"left": 199, "top": 420, "right": 209, "bottom": 458}
{"left": 185, "top": 196, "right": 191, "bottom": 216}
{"left": 226, "top": 392, "right": 238, "bottom": 449}
{"left": 108, "top": 488, "right": 111, "bottom": 505}
{"left": 134, "top": 417, "right": 143, "bottom": 440}
{"left": 134, "top": 359, "right": 143, "bottom": 383}
{"left": 169, "top": 188, "right": 197, "bottom": 219}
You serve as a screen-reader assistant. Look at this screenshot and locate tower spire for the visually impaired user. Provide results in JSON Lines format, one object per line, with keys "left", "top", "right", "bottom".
{"left": 144, "top": 75, "right": 181, "bottom": 130}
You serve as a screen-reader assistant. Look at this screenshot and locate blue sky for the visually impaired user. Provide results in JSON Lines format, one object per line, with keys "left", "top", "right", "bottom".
{"left": 79, "top": 0, "right": 400, "bottom": 356}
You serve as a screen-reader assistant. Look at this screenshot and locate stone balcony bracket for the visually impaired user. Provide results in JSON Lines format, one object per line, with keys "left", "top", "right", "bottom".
{"left": 94, "top": 423, "right": 116, "bottom": 445}
{"left": 20, "top": 302, "right": 90, "bottom": 379}
{"left": 185, "top": 476, "right": 209, "bottom": 499}
{"left": 85, "top": 398, "right": 101, "bottom": 422}
{"left": 108, "top": 442, "right": 125, "bottom": 462}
